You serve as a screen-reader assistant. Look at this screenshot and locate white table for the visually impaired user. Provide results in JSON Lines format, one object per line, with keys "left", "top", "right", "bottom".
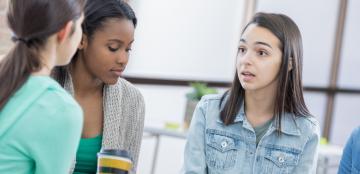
{"left": 143, "top": 126, "right": 187, "bottom": 174}
{"left": 317, "top": 144, "right": 343, "bottom": 174}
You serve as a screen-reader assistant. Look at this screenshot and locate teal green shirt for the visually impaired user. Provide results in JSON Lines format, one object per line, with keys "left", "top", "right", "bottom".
{"left": 0, "top": 76, "right": 83, "bottom": 174}
{"left": 74, "top": 135, "right": 102, "bottom": 174}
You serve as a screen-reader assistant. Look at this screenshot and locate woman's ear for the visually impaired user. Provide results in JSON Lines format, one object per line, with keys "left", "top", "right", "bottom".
{"left": 57, "top": 21, "right": 73, "bottom": 43}
{"left": 288, "top": 57, "right": 293, "bottom": 71}
{"left": 78, "top": 34, "right": 88, "bottom": 50}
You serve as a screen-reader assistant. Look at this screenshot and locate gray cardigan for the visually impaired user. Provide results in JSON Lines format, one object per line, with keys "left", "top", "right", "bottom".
{"left": 59, "top": 72, "right": 145, "bottom": 173}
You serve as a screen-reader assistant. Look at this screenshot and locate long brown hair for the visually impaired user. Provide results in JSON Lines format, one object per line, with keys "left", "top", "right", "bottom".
{"left": 220, "top": 12, "right": 310, "bottom": 133}
{"left": 0, "top": 0, "right": 85, "bottom": 110}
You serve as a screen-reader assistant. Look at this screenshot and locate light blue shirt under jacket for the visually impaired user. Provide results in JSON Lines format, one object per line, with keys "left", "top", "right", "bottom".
{"left": 182, "top": 94, "right": 320, "bottom": 174}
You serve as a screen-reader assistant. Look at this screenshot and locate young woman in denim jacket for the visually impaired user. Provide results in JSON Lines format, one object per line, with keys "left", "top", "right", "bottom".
{"left": 182, "top": 12, "right": 320, "bottom": 174}
{"left": 338, "top": 126, "right": 360, "bottom": 174}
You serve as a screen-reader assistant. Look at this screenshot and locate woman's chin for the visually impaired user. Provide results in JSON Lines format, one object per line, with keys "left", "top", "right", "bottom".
{"left": 240, "top": 83, "right": 257, "bottom": 91}
{"left": 104, "top": 77, "right": 119, "bottom": 85}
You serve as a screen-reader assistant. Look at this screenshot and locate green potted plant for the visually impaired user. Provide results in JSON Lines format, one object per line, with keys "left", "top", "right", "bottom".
{"left": 184, "top": 82, "right": 218, "bottom": 129}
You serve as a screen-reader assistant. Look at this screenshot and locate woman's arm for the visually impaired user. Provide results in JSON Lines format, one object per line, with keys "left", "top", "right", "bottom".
{"left": 338, "top": 127, "right": 357, "bottom": 173}
{"left": 128, "top": 91, "right": 145, "bottom": 173}
{"left": 181, "top": 98, "right": 208, "bottom": 174}
{"left": 293, "top": 121, "right": 320, "bottom": 174}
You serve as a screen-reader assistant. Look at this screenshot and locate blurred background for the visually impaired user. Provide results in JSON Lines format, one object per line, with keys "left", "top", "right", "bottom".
{"left": 1, "top": 0, "right": 359, "bottom": 173}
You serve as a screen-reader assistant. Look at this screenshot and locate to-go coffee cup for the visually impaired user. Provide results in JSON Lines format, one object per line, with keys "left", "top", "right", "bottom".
{"left": 97, "top": 149, "right": 132, "bottom": 174}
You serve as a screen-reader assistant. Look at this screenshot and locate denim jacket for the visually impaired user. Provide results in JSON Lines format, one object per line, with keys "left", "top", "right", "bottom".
{"left": 338, "top": 126, "right": 360, "bottom": 174}
{"left": 182, "top": 94, "right": 320, "bottom": 174}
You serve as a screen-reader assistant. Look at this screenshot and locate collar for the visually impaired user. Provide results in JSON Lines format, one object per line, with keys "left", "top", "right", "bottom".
{"left": 272, "top": 112, "right": 301, "bottom": 136}
{"left": 216, "top": 101, "right": 301, "bottom": 136}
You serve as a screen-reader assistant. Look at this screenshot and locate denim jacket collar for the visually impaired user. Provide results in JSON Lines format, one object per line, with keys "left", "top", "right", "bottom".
{"left": 216, "top": 101, "right": 301, "bottom": 136}
{"left": 277, "top": 112, "right": 301, "bottom": 136}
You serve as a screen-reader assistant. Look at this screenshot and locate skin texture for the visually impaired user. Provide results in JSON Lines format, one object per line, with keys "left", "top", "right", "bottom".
{"left": 236, "top": 24, "right": 283, "bottom": 127}
{"left": 237, "top": 24, "right": 282, "bottom": 94}
{"left": 76, "top": 18, "right": 135, "bottom": 85}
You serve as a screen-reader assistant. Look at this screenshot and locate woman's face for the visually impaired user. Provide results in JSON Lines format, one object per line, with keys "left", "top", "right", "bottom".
{"left": 236, "top": 24, "right": 283, "bottom": 93}
{"left": 81, "top": 18, "right": 135, "bottom": 85}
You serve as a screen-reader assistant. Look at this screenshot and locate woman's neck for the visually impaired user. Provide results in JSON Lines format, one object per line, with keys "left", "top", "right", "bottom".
{"left": 31, "top": 42, "right": 56, "bottom": 76}
{"left": 32, "top": 65, "right": 52, "bottom": 76}
{"left": 70, "top": 56, "right": 103, "bottom": 97}
{"left": 244, "top": 86, "right": 277, "bottom": 127}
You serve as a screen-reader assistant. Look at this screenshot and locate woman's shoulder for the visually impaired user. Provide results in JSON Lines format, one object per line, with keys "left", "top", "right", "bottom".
{"left": 196, "top": 93, "right": 226, "bottom": 111}
{"left": 293, "top": 114, "right": 320, "bottom": 138}
{"left": 0, "top": 76, "right": 82, "bottom": 135}
{"left": 6, "top": 76, "right": 80, "bottom": 114}
{"left": 190, "top": 93, "right": 225, "bottom": 122}
{"left": 351, "top": 126, "right": 360, "bottom": 141}
{"left": 26, "top": 87, "right": 83, "bottom": 137}
{"left": 26, "top": 77, "right": 82, "bottom": 120}
{"left": 295, "top": 114, "right": 319, "bottom": 127}
{"left": 33, "top": 85, "right": 82, "bottom": 123}
{"left": 114, "top": 78, "right": 143, "bottom": 99}
{"left": 108, "top": 78, "right": 145, "bottom": 123}
{"left": 40, "top": 79, "right": 80, "bottom": 109}
{"left": 105, "top": 78, "right": 145, "bottom": 114}
{"left": 201, "top": 93, "right": 224, "bottom": 101}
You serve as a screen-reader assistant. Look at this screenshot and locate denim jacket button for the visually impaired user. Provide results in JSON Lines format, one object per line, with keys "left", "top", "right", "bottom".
{"left": 221, "top": 141, "right": 228, "bottom": 148}
{"left": 278, "top": 156, "right": 285, "bottom": 163}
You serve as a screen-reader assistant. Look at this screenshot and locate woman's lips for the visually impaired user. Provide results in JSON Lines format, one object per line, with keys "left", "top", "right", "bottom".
{"left": 110, "top": 69, "right": 124, "bottom": 76}
{"left": 241, "top": 71, "right": 255, "bottom": 81}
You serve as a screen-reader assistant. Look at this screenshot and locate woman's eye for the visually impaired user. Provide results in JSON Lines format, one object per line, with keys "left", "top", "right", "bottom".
{"left": 108, "top": 46, "right": 119, "bottom": 52}
{"left": 258, "top": 50, "right": 268, "bottom": 56}
{"left": 238, "top": 47, "right": 246, "bottom": 54}
{"left": 125, "top": 48, "right": 132, "bottom": 52}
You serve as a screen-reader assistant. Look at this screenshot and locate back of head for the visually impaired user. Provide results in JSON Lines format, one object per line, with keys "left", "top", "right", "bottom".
{"left": 0, "top": 0, "right": 85, "bottom": 110}
{"left": 7, "top": 0, "right": 84, "bottom": 46}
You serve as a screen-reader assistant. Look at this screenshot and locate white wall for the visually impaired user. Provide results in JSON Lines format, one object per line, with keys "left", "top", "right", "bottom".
{"left": 304, "top": 92, "right": 327, "bottom": 134}
{"left": 126, "top": 0, "right": 246, "bottom": 82}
